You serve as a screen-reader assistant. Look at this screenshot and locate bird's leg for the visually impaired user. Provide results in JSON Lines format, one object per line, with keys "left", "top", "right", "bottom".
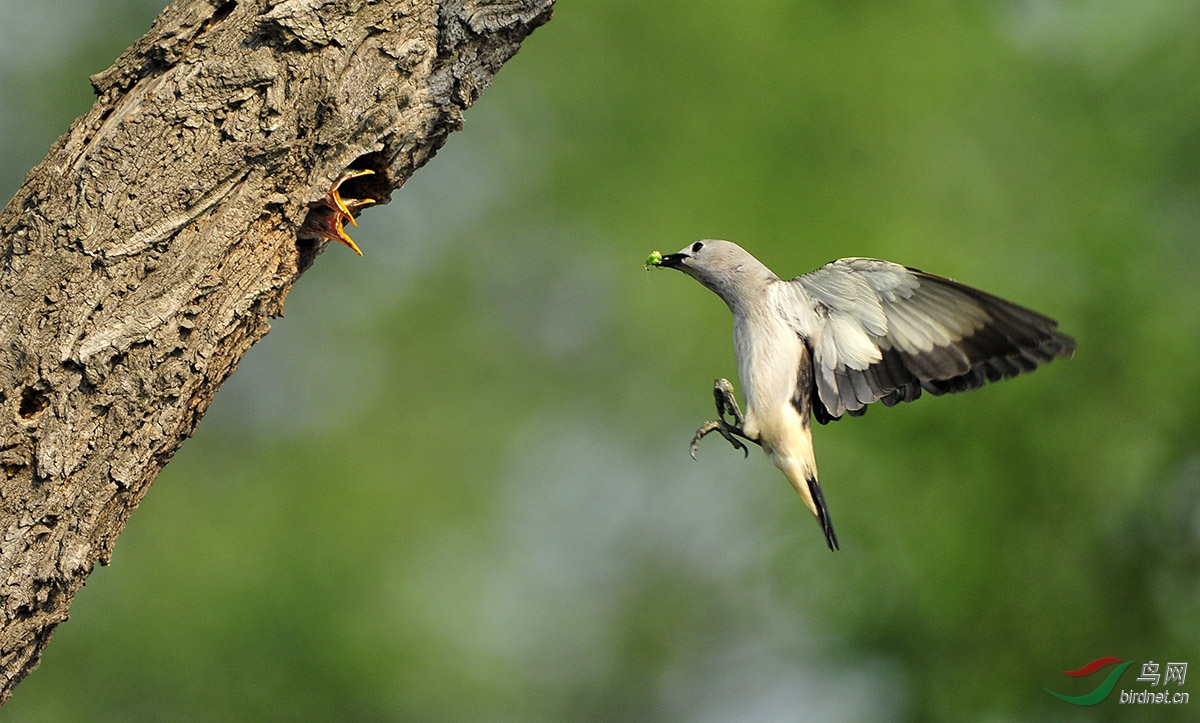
{"left": 713, "top": 377, "right": 745, "bottom": 428}
{"left": 690, "top": 378, "right": 760, "bottom": 460}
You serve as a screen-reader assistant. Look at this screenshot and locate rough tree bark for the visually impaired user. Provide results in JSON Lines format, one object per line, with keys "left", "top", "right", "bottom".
{"left": 0, "top": 0, "right": 553, "bottom": 703}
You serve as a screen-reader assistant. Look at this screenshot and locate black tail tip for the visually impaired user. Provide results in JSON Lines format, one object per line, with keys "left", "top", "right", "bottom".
{"left": 807, "top": 476, "right": 839, "bottom": 551}
{"left": 823, "top": 523, "right": 840, "bottom": 551}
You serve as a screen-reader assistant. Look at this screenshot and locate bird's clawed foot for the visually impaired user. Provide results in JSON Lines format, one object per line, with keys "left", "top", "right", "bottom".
{"left": 689, "top": 378, "right": 759, "bottom": 460}
{"left": 690, "top": 420, "right": 748, "bottom": 459}
{"left": 298, "top": 169, "right": 377, "bottom": 256}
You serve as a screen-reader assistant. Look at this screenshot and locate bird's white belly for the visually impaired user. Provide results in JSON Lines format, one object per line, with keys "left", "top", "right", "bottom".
{"left": 734, "top": 311, "right": 805, "bottom": 446}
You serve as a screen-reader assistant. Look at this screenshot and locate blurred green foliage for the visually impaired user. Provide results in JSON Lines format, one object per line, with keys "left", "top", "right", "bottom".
{"left": 1, "top": 0, "right": 1198, "bottom": 720}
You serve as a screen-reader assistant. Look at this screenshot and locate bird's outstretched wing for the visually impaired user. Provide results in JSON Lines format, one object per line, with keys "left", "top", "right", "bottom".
{"left": 769, "top": 258, "right": 1076, "bottom": 423}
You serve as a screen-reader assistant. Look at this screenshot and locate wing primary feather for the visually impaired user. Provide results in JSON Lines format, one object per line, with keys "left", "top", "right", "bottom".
{"left": 779, "top": 260, "right": 1074, "bottom": 422}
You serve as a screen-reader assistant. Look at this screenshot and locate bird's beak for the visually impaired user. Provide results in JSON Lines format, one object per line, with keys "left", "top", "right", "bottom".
{"left": 658, "top": 252, "right": 688, "bottom": 269}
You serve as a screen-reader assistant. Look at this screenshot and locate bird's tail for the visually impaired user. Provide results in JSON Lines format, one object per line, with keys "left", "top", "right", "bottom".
{"left": 806, "top": 475, "right": 839, "bottom": 551}
{"left": 774, "top": 454, "right": 839, "bottom": 551}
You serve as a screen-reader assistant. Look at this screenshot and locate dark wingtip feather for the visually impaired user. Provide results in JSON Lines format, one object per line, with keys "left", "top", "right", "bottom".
{"left": 807, "top": 476, "right": 839, "bottom": 551}
{"left": 897, "top": 274, "right": 1076, "bottom": 399}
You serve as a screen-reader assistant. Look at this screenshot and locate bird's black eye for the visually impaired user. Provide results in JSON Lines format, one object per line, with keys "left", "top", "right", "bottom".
{"left": 691, "top": 241, "right": 704, "bottom": 253}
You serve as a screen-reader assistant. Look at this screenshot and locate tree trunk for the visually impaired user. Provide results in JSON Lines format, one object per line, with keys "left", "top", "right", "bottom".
{"left": 0, "top": 0, "right": 552, "bottom": 703}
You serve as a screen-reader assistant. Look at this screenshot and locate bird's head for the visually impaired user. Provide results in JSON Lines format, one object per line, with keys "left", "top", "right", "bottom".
{"left": 652, "top": 239, "right": 777, "bottom": 309}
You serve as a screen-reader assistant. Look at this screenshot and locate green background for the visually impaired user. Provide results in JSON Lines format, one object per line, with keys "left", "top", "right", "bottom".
{"left": 1, "top": 0, "right": 1197, "bottom": 720}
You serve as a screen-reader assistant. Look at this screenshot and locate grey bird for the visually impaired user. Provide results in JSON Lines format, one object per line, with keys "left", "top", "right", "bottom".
{"left": 651, "top": 240, "right": 1075, "bottom": 550}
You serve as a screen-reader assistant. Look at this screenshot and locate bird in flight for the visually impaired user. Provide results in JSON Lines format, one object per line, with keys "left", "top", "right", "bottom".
{"left": 649, "top": 240, "right": 1075, "bottom": 550}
